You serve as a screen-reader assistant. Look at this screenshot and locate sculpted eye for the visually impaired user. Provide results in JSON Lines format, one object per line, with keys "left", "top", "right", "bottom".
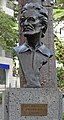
{"left": 27, "top": 17, "right": 35, "bottom": 22}
{"left": 20, "top": 16, "right": 26, "bottom": 22}
{"left": 36, "top": 7, "right": 40, "bottom": 10}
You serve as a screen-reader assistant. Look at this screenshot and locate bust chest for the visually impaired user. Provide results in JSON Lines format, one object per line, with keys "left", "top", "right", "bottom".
{"left": 18, "top": 51, "right": 48, "bottom": 73}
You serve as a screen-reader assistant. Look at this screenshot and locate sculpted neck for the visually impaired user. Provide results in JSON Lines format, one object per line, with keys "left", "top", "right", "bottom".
{"left": 26, "top": 32, "right": 41, "bottom": 49}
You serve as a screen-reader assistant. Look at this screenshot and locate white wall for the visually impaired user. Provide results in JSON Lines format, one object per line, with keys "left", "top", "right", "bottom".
{"left": 54, "top": 21, "right": 64, "bottom": 43}
{"left": 0, "top": 0, "right": 14, "bottom": 16}
{"left": 11, "top": 76, "right": 20, "bottom": 88}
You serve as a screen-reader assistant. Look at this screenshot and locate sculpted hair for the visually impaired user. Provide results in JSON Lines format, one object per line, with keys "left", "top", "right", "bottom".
{"left": 20, "top": 2, "right": 48, "bottom": 37}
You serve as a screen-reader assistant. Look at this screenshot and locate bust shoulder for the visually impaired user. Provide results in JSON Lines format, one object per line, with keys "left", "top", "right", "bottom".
{"left": 13, "top": 43, "right": 32, "bottom": 53}
{"left": 37, "top": 44, "right": 53, "bottom": 58}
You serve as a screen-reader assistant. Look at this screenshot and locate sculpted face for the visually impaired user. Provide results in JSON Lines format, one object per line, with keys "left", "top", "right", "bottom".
{"left": 21, "top": 13, "right": 42, "bottom": 36}
{"left": 20, "top": 3, "right": 48, "bottom": 38}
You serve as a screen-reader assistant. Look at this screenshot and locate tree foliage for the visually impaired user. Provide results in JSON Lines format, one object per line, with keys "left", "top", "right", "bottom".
{"left": 54, "top": 36, "right": 64, "bottom": 66}
{"left": 57, "top": 0, "right": 64, "bottom": 7}
{"left": 53, "top": 0, "right": 64, "bottom": 66}
{"left": 0, "top": 11, "right": 18, "bottom": 52}
{"left": 53, "top": 0, "right": 64, "bottom": 22}
{"left": 53, "top": 8, "right": 64, "bottom": 21}
{"left": 53, "top": 0, "right": 64, "bottom": 90}
{"left": 56, "top": 67, "right": 64, "bottom": 89}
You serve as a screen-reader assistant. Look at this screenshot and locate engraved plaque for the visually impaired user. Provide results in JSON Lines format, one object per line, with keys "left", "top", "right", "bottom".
{"left": 21, "top": 104, "right": 48, "bottom": 116}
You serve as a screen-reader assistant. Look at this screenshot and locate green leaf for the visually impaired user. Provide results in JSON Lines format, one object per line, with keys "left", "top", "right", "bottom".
{"left": 53, "top": 8, "right": 64, "bottom": 21}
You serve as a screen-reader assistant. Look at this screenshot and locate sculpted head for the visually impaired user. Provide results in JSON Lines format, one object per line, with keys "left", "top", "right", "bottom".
{"left": 20, "top": 2, "right": 48, "bottom": 38}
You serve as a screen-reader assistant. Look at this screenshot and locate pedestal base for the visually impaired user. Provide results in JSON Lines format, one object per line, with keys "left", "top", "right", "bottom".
{"left": 3, "top": 88, "right": 62, "bottom": 120}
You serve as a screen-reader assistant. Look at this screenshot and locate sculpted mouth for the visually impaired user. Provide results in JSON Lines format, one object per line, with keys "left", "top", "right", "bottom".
{"left": 23, "top": 25, "right": 34, "bottom": 32}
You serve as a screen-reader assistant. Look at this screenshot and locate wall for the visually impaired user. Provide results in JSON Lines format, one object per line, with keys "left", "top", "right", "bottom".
{"left": 0, "top": 0, "right": 14, "bottom": 16}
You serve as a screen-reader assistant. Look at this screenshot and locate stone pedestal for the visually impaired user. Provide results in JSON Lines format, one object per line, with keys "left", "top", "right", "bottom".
{"left": 3, "top": 88, "right": 62, "bottom": 120}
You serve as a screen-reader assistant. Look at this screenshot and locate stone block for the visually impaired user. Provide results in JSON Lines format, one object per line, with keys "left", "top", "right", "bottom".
{"left": 3, "top": 88, "right": 62, "bottom": 120}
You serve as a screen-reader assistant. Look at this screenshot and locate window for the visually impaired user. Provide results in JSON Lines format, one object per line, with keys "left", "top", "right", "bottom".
{"left": 0, "top": 68, "right": 6, "bottom": 84}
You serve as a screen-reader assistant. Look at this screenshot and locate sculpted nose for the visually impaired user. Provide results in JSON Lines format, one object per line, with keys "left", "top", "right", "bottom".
{"left": 24, "top": 20, "right": 28, "bottom": 25}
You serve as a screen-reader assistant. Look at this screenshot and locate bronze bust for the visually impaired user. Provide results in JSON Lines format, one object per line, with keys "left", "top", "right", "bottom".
{"left": 14, "top": 2, "right": 53, "bottom": 88}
